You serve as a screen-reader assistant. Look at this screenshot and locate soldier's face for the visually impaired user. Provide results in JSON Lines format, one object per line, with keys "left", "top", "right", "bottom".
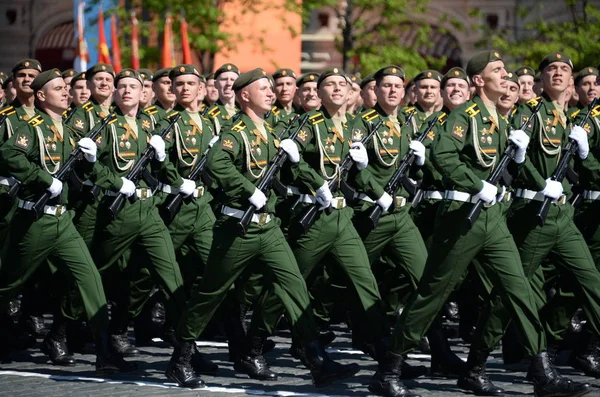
{"left": 318, "top": 76, "right": 348, "bottom": 107}
{"left": 153, "top": 77, "right": 176, "bottom": 104}
{"left": 38, "top": 78, "right": 69, "bottom": 112}
{"left": 542, "top": 62, "right": 571, "bottom": 95}
{"left": 70, "top": 80, "right": 91, "bottom": 107}
{"left": 477, "top": 60, "right": 507, "bottom": 98}
{"left": 346, "top": 82, "right": 361, "bottom": 107}
{"left": 4, "top": 82, "right": 16, "bottom": 104}
{"left": 88, "top": 72, "right": 114, "bottom": 101}
{"left": 140, "top": 80, "right": 154, "bottom": 108}
{"left": 114, "top": 77, "right": 142, "bottom": 109}
{"left": 14, "top": 68, "right": 40, "bottom": 96}
{"left": 172, "top": 75, "right": 199, "bottom": 106}
{"left": 442, "top": 78, "right": 469, "bottom": 109}
{"left": 297, "top": 82, "right": 320, "bottom": 110}
{"left": 360, "top": 81, "right": 377, "bottom": 109}
{"left": 216, "top": 71, "right": 238, "bottom": 101}
{"left": 518, "top": 75, "right": 535, "bottom": 102}
{"left": 241, "top": 78, "right": 274, "bottom": 114}
{"left": 498, "top": 81, "right": 519, "bottom": 110}
{"left": 274, "top": 76, "right": 297, "bottom": 104}
{"left": 197, "top": 82, "right": 207, "bottom": 104}
{"left": 205, "top": 79, "right": 219, "bottom": 102}
{"left": 375, "top": 76, "right": 404, "bottom": 109}
{"left": 415, "top": 79, "right": 441, "bottom": 108}
{"left": 575, "top": 75, "right": 599, "bottom": 106}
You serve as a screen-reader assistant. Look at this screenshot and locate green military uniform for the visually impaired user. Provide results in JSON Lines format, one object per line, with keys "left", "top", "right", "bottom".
{"left": 401, "top": 102, "right": 428, "bottom": 137}
{"left": 266, "top": 68, "right": 297, "bottom": 127}
{"left": 205, "top": 63, "right": 240, "bottom": 135}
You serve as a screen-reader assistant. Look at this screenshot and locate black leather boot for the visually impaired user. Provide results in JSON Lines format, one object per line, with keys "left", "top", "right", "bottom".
{"left": 457, "top": 348, "right": 504, "bottom": 396}
{"left": 95, "top": 331, "right": 138, "bottom": 374}
{"left": 191, "top": 343, "right": 218, "bottom": 375}
{"left": 289, "top": 330, "right": 336, "bottom": 360}
{"left": 304, "top": 340, "right": 360, "bottom": 387}
{"left": 368, "top": 350, "right": 421, "bottom": 397}
{"left": 427, "top": 319, "right": 465, "bottom": 378}
{"left": 531, "top": 352, "right": 591, "bottom": 397}
{"left": 165, "top": 340, "right": 205, "bottom": 388}
{"left": 568, "top": 331, "right": 600, "bottom": 378}
{"left": 110, "top": 332, "right": 140, "bottom": 357}
{"left": 234, "top": 336, "right": 278, "bottom": 380}
{"left": 41, "top": 316, "right": 75, "bottom": 366}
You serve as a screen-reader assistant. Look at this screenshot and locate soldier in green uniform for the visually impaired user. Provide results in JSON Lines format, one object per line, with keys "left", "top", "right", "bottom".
{"left": 266, "top": 68, "right": 297, "bottom": 126}
{"left": 69, "top": 72, "right": 90, "bottom": 108}
{"left": 138, "top": 69, "right": 155, "bottom": 110}
{"left": 360, "top": 73, "right": 377, "bottom": 110}
{"left": 166, "top": 68, "right": 358, "bottom": 389}
{"left": 62, "top": 69, "right": 76, "bottom": 106}
{"left": 0, "top": 69, "right": 135, "bottom": 374}
{"left": 516, "top": 66, "right": 536, "bottom": 104}
{"left": 366, "top": 51, "right": 590, "bottom": 397}
{"left": 205, "top": 63, "right": 240, "bottom": 134}
{"left": 346, "top": 74, "right": 362, "bottom": 115}
{"left": 497, "top": 72, "right": 520, "bottom": 118}
{"left": 203, "top": 72, "right": 219, "bottom": 108}
{"left": 402, "top": 70, "right": 442, "bottom": 138}
{"left": 139, "top": 68, "right": 175, "bottom": 133}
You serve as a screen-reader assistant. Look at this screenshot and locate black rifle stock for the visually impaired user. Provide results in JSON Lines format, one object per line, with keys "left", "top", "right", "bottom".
{"left": 237, "top": 113, "right": 310, "bottom": 236}
{"left": 465, "top": 101, "right": 543, "bottom": 227}
{"left": 295, "top": 118, "right": 384, "bottom": 234}
{"left": 107, "top": 113, "right": 181, "bottom": 220}
{"left": 362, "top": 113, "right": 434, "bottom": 230}
{"left": 30, "top": 114, "right": 118, "bottom": 219}
{"left": 536, "top": 97, "right": 598, "bottom": 226}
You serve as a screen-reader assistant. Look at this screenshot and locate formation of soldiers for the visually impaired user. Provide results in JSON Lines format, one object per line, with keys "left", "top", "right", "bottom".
{"left": 0, "top": 49, "right": 599, "bottom": 397}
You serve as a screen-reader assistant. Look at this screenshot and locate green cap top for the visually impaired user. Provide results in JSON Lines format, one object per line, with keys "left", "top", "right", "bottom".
{"left": 70, "top": 72, "right": 87, "bottom": 86}
{"left": 317, "top": 67, "right": 346, "bottom": 88}
{"left": 205, "top": 72, "right": 215, "bottom": 81}
{"left": 296, "top": 72, "right": 319, "bottom": 87}
{"left": 61, "top": 69, "right": 76, "bottom": 79}
{"left": 349, "top": 73, "right": 362, "bottom": 85}
{"left": 232, "top": 68, "right": 270, "bottom": 92}
{"left": 441, "top": 67, "right": 469, "bottom": 88}
{"left": 114, "top": 68, "right": 143, "bottom": 86}
{"left": 272, "top": 68, "right": 297, "bottom": 80}
{"left": 538, "top": 52, "right": 573, "bottom": 72}
{"left": 169, "top": 64, "right": 204, "bottom": 81}
{"left": 359, "top": 73, "right": 375, "bottom": 89}
{"left": 373, "top": 65, "right": 405, "bottom": 83}
{"left": 413, "top": 70, "right": 443, "bottom": 83}
{"left": 138, "top": 68, "right": 154, "bottom": 82}
{"left": 515, "top": 66, "right": 535, "bottom": 77}
{"left": 504, "top": 71, "right": 519, "bottom": 86}
{"left": 466, "top": 50, "right": 502, "bottom": 77}
{"left": 152, "top": 68, "right": 171, "bottom": 82}
{"left": 2, "top": 74, "right": 13, "bottom": 89}
{"left": 534, "top": 72, "right": 541, "bottom": 82}
{"left": 85, "top": 63, "right": 115, "bottom": 80}
{"left": 214, "top": 63, "right": 240, "bottom": 79}
{"left": 574, "top": 66, "right": 599, "bottom": 85}
{"left": 30, "top": 68, "right": 62, "bottom": 92}
{"left": 12, "top": 59, "right": 42, "bottom": 75}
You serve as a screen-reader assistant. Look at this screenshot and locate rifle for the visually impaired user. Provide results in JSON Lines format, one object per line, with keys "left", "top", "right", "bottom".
{"left": 30, "top": 113, "right": 118, "bottom": 219}
{"left": 107, "top": 113, "right": 181, "bottom": 220}
{"left": 295, "top": 118, "right": 384, "bottom": 235}
{"left": 62, "top": 106, "right": 77, "bottom": 124}
{"left": 360, "top": 113, "right": 437, "bottom": 230}
{"left": 465, "top": 101, "right": 543, "bottom": 227}
{"left": 237, "top": 113, "right": 310, "bottom": 236}
{"left": 536, "top": 97, "right": 598, "bottom": 226}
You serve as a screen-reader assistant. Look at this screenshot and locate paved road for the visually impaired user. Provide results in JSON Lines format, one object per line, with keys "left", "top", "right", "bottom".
{"left": 1, "top": 323, "right": 600, "bottom": 397}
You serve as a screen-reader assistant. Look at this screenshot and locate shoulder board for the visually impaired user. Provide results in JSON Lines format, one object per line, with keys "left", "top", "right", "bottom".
{"left": 81, "top": 101, "right": 94, "bottom": 112}
{"left": 166, "top": 111, "right": 179, "bottom": 120}
{"left": 144, "top": 105, "right": 158, "bottom": 115}
{"left": 28, "top": 115, "right": 44, "bottom": 127}
{"left": 526, "top": 97, "right": 541, "bottom": 108}
{"left": 0, "top": 106, "right": 15, "bottom": 116}
{"left": 570, "top": 109, "right": 581, "bottom": 119}
{"left": 591, "top": 105, "right": 600, "bottom": 118}
{"left": 62, "top": 107, "right": 71, "bottom": 118}
{"left": 437, "top": 112, "right": 448, "bottom": 126}
{"left": 309, "top": 112, "right": 325, "bottom": 125}
{"left": 207, "top": 107, "right": 221, "bottom": 117}
{"left": 464, "top": 103, "right": 480, "bottom": 118}
{"left": 361, "top": 109, "right": 379, "bottom": 122}
{"left": 510, "top": 107, "right": 518, "bottom": 117}
{"left": 271, "top": 106, "right": 280, "bottom": 116}
{"left": 231, "top": 120, "right": 246, "bottom": 132}
{"left": 403, "top": 106, "right": 416, "bottom": 114}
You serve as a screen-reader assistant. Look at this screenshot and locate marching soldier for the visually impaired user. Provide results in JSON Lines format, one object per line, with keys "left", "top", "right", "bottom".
{"left": 497, "top": 71, "right": 520, "bottom": 118}
{"left": 62, "top": 69, "right": 76, "bottom": 105}
{"left": 69, "top": 72, "right": 90, "bottom": 108}
{"left": 266, "top": 68, "right": 297, "bottom": 126}
{"left": 205, "top": 63, "right": 240, "bottom": 134}
{"left": 346, "top": 74, "right": 362, "bottom": 115}
{"left": 138, "top": 69, "right": 155, "bottom": 110}
{"left": 139, "top": 68, "right": 175, "bottom": 133}
{"left": 203, "top": 72, "right": 219, "bottom": 108}
{"left": 360, "top": 73, "right": 377, "bottom": 110}
{"left": 402, "top": 70, "right": 442, "bottom": 137}
{"left": 3, "top": 74, "right": 16, "bottom": 105}
{"left": 516, "top": 66, "right": 536, "bottom": 103}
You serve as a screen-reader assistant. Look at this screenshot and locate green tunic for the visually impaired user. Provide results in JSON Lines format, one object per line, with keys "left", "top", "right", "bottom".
{"left": 205, "top": 99, "right": 239, "bottom": 135}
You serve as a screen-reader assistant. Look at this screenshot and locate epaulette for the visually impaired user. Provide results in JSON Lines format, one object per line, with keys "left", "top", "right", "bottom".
{"left": 570, "top": 109, "right": 581, "bottom": 119}
{"left": 361, "top": 109, "right": 379, "bottom": 122}
{"left": 309, "top": 112, "right": 324, "bottom": 125}
{"left": 207, "top": 106, "right": 221, "bottom": 118}
{"left": 403, "top": 106, "right": 416, "bottom": 115}
{"left": 591, "top": 105, "right": 600, "bottom": 118}
{"left": 231, "top": 120, "right": 246, "bottom": 132}
{"left": 81, "top": 101, "right": 94, "bottom": 113}
{"left": 271, "top": 106, "right": 280, "bottom": 116}
{"left": 510, "top": 106, "right": 518, "bottom": 117}
{"left": 526, "top": 97, "right": 541, "bottom": 108}
{"left": 437, "top": 112, "right": 448, "bottom": 126}
{"left": 0, "top": 106, "right": 16, "bottom": 116}
{"left": 62, "top": 106, "right": 72, "bottom": 119}
{"left": 28, "top": 115, "right": 44, "bottom": 127}
{"left": 144, "top": 105, "right": 158, "bottom": 115}
{"left": 166, "top": 111, "right": 179, "bottom": 120}
{"left": 464, "top": 103, "right": 480, "bottom": 118}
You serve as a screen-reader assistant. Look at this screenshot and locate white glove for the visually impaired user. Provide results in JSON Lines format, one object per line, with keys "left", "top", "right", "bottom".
{"left": 477, "top": 180, "right": 498, "bottom": 204}
{"left": 78, "top": 137, "right": 97, "bottom": 163}
{"left": 569, "top": 125, "right": 589, "bottom": 160}
{"left": 508, "top": 129, "right": 530, "bottom": 164}
{"left": 119, "top": 177, "right": 136, "bottom": 197}
{"left": 249, "top": 188, "right": 267, "bottom": 209}
{"left": 149, "top": 135, "right": 166, "bottom": 162}
{"left": 349, "top": 142, "right": 368, "bottom": 170}
{"left": 409, "top": 140, "right": 426, "bottom": 166}
{"left": 47, "top": 178, "right": 63, "bottom": 199}
{"left": 315, "top": 182, "right": 333, "bottom": 210}
{"left": 179, "top": 178, "right": 196, "bottom": 196}
{"left": 279, "top": 139, "right": 300, "bottom": 163}
{"left": 208, "top": 135, "right": 219, "bottom": 148}
{"left": 541, "top": 178, "right": 563, "bottom": 200}
{"left": 376, "top": 192, "right": 393, "bottom": 212}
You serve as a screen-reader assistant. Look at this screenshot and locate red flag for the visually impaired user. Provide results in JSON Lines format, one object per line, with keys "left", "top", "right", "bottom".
{"left": 110, "top": 15, "right": 122, "bottom": 73}
{"left": 97, "top": 6, "right": 111, "bottom": 64}
{"left": 130, "top": 11, "right": 140, "bottom": 70}
{"left": 162, "top": 13, "right": 175, "bottom": 68}
{"left": 180, "top": 14, "right": 192, "bottom": 64}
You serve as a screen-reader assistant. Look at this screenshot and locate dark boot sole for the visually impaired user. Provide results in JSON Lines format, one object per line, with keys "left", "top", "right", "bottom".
{"left": 165, "top": 371, "right": 206, "bottom": 389}
{"left": 457, "top": 378, "right": 505, "bottom": 396}
{"left": 233, "top": 362, "right": 278, "bottom": 381}
{"left": 41, "top": 343, "right": 76, "bottom": 367}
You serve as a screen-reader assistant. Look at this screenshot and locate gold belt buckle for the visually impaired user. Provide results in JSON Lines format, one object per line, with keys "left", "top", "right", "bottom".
{"left": 140, "top": 189, "right": 148, "bottom": 199}
{"left": 335, "top": 198, "right": 344, "bottom": 209}
{"left": 556, "top": 194, "right": 566, "bottom": 206}
{"left": 395, "top": 196, "right": 406, "bottom": 208}
{"left": 258, "top": 213, "right": 269, "bottom": 225}
{"left": 196, "top": 186, "right": 205, "bottom": 197}
{"left": 55, "top": 205, "right": 65, "bottom": 216}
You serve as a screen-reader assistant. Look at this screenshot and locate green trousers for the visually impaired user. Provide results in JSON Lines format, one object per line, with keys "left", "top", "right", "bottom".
{"left": 391, "top": 200, "right": 546, "bottom": 356}
{"left": 250, "top": 206, "right": 387, "bottom": 343}
{"left": 176, "top": 216, "right": 318, "bottom": 343}
{"left": 0, "top": 210, "right": 108, "bottom": 330}
{"left": 471, "top": 200, "right": 600, "bottom": 354}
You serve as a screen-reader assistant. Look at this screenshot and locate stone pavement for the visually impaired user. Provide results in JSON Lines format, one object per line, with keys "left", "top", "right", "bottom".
{"left": 1, "top": 323, "right": 600, "bottom": 397}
